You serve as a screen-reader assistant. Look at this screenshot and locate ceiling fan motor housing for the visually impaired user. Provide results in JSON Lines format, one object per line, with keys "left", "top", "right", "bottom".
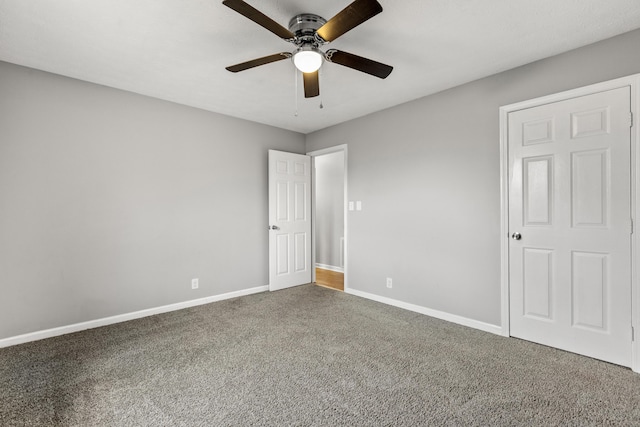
{"left": 288, "top": 14, "right": 327, "bottom": 46}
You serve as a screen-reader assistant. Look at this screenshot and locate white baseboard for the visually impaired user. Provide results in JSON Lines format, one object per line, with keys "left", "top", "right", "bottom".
{"left": 345, "top": 288, "right": 503, "bottom": 336}
{"left": 315, "top": 263, "right": 344, "bottom": 273}
{"left": 0, "top": 285, "right": 268, "bottom": 349}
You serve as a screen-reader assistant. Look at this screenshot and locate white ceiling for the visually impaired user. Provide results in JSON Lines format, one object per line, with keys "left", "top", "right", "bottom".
{"left": 2, "top": 0, "right": 640, "bottom": 134}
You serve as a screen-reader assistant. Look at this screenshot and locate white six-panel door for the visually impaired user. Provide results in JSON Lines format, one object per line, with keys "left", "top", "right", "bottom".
{"left": 268, "top": 150, "right": 312, "bottom": 291}
{"left": 508, "top": 87, "right": 633, "bottom": 367}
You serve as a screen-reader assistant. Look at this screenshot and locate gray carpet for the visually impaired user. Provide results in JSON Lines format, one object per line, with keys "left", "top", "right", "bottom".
{"left": 1, "top": 284, "right": 639, "bottom": 426}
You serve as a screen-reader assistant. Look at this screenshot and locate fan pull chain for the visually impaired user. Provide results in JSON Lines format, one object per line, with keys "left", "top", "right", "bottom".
{"left": 294, "top": 70, "right": 299, "bottom": 117}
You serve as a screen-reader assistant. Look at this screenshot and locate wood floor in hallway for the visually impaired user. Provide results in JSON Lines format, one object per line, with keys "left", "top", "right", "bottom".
{"left": 315, "top": 267, "right": 344, "bottom": 291}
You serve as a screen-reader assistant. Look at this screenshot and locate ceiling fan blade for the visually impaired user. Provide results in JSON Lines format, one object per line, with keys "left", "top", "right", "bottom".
{"left": 303, "top": 71, "right": 320, "bottom": 98}
{"left": 325, "top": 49, "right": 392, "bottom": 79}
{"left": 226, "top": 53, "right": 291, "bottom": 72}
{"left": 316, "top": 0, "right": 383, "bottom": 42}
{"left": 222, "top": 0, "right": 295, "bottom": 40}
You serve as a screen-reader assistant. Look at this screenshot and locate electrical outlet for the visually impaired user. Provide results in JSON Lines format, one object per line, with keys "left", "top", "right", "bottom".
{"left": 386, "top": 277, "right": 392, "bottom": 288}
{"left": 191, "top": 278, "right": 199, "bottom": 289}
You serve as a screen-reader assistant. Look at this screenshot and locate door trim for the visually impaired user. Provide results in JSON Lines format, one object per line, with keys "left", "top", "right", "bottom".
{"left": 307, "top": 144, "right": 349, "bottom": 291}
{"left": 499, "top": 74, "right": 640, "bottom": 373}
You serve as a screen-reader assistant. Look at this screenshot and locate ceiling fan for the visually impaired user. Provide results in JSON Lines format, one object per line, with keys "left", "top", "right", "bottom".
{"left": 222, "top": 0, "right": 393, "bottom": 98}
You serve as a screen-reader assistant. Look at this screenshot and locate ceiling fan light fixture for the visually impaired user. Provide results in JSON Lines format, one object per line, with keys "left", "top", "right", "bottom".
{"left": 293, "top": 46, "right": 323, "bottom": 73}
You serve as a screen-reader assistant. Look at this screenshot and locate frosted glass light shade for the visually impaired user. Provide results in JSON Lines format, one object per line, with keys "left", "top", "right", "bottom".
{"left": 293, "top": 48, "right": 323, "bottom": 73}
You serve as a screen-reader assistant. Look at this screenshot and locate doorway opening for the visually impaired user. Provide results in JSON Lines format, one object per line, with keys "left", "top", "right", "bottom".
{"left": 308, "top": 145, "right": 348, "bottom": 292}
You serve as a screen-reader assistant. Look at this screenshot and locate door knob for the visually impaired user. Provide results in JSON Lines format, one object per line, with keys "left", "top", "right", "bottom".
{"left": 269, "top": 225, "right": 280, "bottom": 230}
{"left": 511, "top": 232, "right": 522, "bottom": 240}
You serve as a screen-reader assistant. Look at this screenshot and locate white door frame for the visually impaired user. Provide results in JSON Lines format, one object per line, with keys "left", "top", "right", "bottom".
{"left": 499, "top": 74, "right": 640, "bottom": 373}
{"left": 307, "top": 144, "right": 349, "bottom": 290}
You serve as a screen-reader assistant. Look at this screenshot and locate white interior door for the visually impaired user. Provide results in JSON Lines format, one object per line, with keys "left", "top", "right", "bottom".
{"left": 508, "top": 86, "right": 633, "bottom": 367}
{"left": 268, "top": 150, "right": 312, "bottom": 291}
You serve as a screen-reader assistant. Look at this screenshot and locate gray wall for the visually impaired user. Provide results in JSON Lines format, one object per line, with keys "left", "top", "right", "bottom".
{"left": 314, "top": 151, "right": 345, "bottom": 269}
{"left": 0, "top": 61, "right": 305, "bottom": 340}
{"left": 306, "top": 28, "right": 640, "bottom": 327}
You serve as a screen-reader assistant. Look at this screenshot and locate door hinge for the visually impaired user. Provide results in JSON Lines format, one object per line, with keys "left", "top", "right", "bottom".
{"left": 631, "top": 218, "right": 634, "bottom": 234}
{"left": 630, "top": 112, "right": 634, "bottom": 128}
{"left": 633, "top": 326, "right": 635, "bottom": 341}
